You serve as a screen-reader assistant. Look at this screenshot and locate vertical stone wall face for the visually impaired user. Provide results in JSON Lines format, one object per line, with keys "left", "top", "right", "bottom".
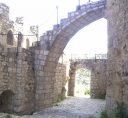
{"left": 0, "top": 47, "right": 20, "bottom": 113}
{"left": 68, "top": 62, "right": 76, "bottom": 96}
{"left": 34, "top": 49, "right": 55, "bottom": 110}
{"left": 54, "top": 63, "right": 66, "bottom": 102}
{"left": 34, "top": 47, "right": 67, "bottom": 109}
{"left": 91, "top": 60, "right": 107, "bottom": 98}
{"left": 107, "top": 0, "right": 128, "bottom": 117}
{"left": 0, "top": 47, "right": 35, "bottom": 114}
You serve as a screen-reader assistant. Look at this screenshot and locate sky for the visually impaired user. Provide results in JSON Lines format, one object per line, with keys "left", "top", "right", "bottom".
{"left": 64, "top": 18, "right": 107, "bottom": 56}
{"left": 0, "top": 0, "right": 107, "bottom": 55}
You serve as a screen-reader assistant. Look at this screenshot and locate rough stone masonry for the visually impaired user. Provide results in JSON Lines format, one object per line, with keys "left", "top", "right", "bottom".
{"left": 2, "top": 0, "right": 128, "bottom": 117}
{"left": 68, "top": 59, "right": 107, "bottom": 98}
{"left": 106, "top": 0, "right": 128, "bottom": 117}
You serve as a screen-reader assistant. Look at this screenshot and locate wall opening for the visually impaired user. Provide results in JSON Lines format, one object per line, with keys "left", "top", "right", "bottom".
{"left": 75, "top": 68, "right": 91, "bottom": 98}
{"left": 65, "top": 18, "right": 107, "bottom": 98}
{"left": 0, "top": 90, "right": 14, "bottom": 113}
{"left": 7, "top": 30, "right": 14, "bottom": 45}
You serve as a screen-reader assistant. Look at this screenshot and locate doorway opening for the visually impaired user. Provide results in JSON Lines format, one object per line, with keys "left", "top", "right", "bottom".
{"left": 75, "top": 68, "right": 91, "bottom": 98}
{"left": 0, "top": 90, "right": 14, "bottom": 113}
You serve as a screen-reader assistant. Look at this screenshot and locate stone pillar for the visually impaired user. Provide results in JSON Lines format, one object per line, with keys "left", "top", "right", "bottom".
{"left": 68, "top": 63, "right": 76, "bottom": 96}
{"left": 53, "top": 63, "right": 67, "bottom": 102}
{"left": 107, "top": 0, "right": 128, "bottom": 117}
{"left": 13, "top": 48, "right": 35, "bottom": 115}
{"left": 68, "top": 72, "right": 75, "bottom": 96}
{"left": 34, "top": 49, "right": 55, "bottom": 110}
{"left": 13, "top": 48, "right": 26, "bottom": 114}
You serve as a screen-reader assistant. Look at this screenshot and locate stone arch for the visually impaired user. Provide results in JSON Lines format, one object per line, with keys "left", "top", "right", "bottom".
{"left": 68, "top": 60, "right": 92, "bottom": 96}
{"left": 44, "top": 2, "right": 106, "bottom": 72}
{"left": 36, "top": 0, "right": 106, "bottom": 109}
{"left": 68, "top": 59, "right": 107, "bottom": 98}
{"left": 0, "top": 90, "right": 14, "bottom": 113}
{"left": 7, "top": 30, "right": 14, "bottom": 45}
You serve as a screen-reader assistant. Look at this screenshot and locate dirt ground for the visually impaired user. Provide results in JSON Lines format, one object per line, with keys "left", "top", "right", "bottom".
{"left": 0, "top": 97, "right": 105, "bottom": 118}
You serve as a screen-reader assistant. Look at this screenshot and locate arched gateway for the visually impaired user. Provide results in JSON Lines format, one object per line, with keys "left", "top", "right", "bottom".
{"left": 68, "top": 59, "right": 107, "bottom": 98}
{"left": 35, "top": 0, "right": 106, "bottom": 110}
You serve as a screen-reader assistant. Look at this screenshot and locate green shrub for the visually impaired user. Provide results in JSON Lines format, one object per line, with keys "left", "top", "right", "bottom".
{"left": 4, "top": 114, "right": 12, "bottom": 118}
{"left": 100, "top": 110, "right": 108, "bottom": 118}
{"left": 84, "top": 88, "right": 90, "bottom": 95}
{"left": 57, "top": 95, "right": 65, "bottom": 103}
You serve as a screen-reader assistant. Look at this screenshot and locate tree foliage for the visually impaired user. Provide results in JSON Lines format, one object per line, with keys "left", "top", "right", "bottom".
{"left": 76, "top": 68, "right": 91, "bottom": 85}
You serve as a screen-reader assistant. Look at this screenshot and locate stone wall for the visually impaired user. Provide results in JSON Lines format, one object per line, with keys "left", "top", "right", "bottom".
{"left": 68, "top": 59, "right": 107, "bottom": 98}
{"left": 0, "top": 47, "right": 35, "bottom": 115}
{"left": 106, "top": 0, "right": 128, "bottom": 117}
{"left": 91, "top": 60, "right": 107, "bottom": 98}
{"left": 0, "top": 45, "right": 67, "bottom": 114}
{"left": 34, "top": 48, "right": 54, "bottom": 110}
{"left": 54, "top": 63, "right": 66, "bottom": 102}
{"left": 0, "top": 47, "right": 107, "bottom": 115}
{"left": 34, "top": 47, "right": 67, "bottom": 109}
{"left": 0, "top": 0, "right": 108, "bottom": 115}
{"left": 68, "top": 61, "right": 76, "bottom": 96}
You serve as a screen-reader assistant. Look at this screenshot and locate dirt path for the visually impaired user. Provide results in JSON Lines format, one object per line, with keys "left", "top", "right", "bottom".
{"left": 0, "top": 97, "right": 105, "bottom": 118}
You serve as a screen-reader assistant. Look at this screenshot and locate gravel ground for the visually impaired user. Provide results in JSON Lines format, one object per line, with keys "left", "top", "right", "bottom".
{"left": 0, "top": 97, "right": 105, "bottom": 118}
